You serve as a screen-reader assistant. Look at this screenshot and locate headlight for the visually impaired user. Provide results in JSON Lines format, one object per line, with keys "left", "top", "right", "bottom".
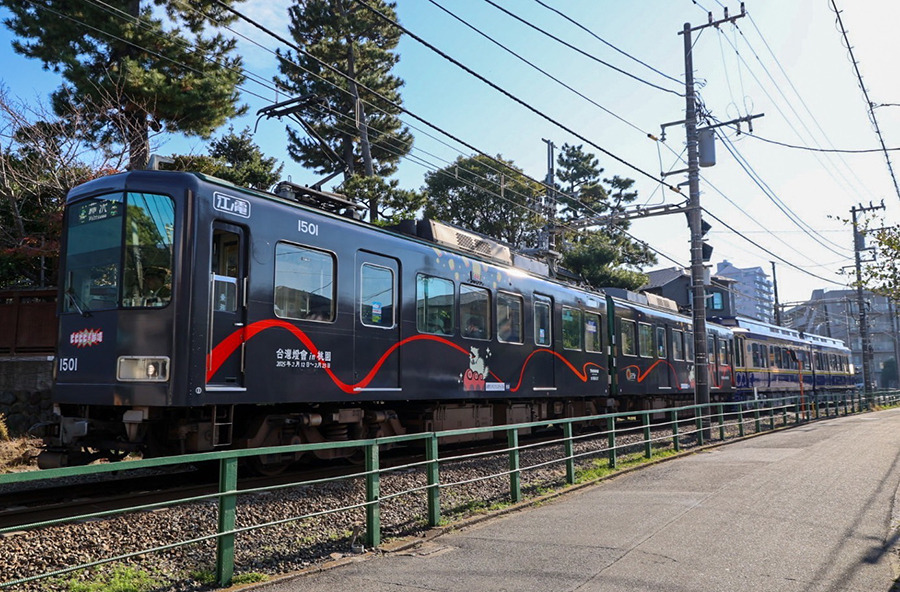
{"left": 117, "top": 356, "right": 170, "bottom": 382}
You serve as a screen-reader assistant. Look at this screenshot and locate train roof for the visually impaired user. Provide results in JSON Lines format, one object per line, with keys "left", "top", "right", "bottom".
{"left": 730, "top": 316, "right": 850, "bottom": 351}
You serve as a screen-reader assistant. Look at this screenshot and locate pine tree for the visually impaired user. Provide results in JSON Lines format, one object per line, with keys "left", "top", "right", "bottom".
{"left": 554, "top": 144, "right": 657, "bottom": 289}
{"left": 275, "top": 0, "right": 413, "bottom": 220}
{"left": 0, "top": 0, "right": 247, "bottom": 170}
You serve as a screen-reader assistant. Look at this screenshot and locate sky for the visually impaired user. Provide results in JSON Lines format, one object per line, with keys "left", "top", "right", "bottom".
{"left": 2, "top": 1, "right": 900, "bottom": 307}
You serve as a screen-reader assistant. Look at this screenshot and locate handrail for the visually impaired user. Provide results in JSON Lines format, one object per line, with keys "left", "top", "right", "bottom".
{"left": 2, "top": 389, "right": 898, "bottom": 589}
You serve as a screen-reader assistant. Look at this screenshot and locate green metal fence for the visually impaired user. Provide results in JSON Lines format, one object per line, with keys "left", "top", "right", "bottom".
{"left": 2, "top": 389, "right": 898, "bottom": 589}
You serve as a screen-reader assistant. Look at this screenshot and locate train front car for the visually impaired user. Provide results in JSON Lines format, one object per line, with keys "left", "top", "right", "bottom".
{"left": 41, "top": 171, "right": 186, "bottom": 468}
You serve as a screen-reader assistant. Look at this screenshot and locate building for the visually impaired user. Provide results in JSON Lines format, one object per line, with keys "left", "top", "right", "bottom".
{"left": 640, "top": 267, "right": 736, "bottom": 318}
{"left": 715, "top": 261, "right": 774, "bottom": 322}
{"left": 783, "top": 288, "right": 900, "bottom": 388}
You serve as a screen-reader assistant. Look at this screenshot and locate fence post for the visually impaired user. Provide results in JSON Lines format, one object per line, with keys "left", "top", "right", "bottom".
{"left": 563, "top": 422, "right": 575, "bottom": 485}
{"left": 365, "top": 443, "right": 381, "bottom": 548}
{"left": 718, "top": 405, "right": 725, "bottom": 441}
{"left": 508, "top": 428, "right": 521, "bottom": 503}
{"left": 696, "top": 408, "right": 704, "bottom": 446}
{"left": 216, "top": 457, "right": 239, "bottom": 587}
{"left": 607, "top": 416, "right": 617, "bottom": 469}
{"left": 738, "top": 405, "right": 745, "bottom": 437}
{"left": 754, "top": 407, "right": 761, "bottom": 433}
{"left": 426, "top": 434, "right": 440, "bottom": 527}
{"left": 671, "top": 410, "right": 680, "bottom": 452}
{"left": 643, "top": 412, "right": 652, "bottom": 459}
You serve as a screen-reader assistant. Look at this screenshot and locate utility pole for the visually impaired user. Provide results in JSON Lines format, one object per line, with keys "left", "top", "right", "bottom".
{"left": 678, "top": 5, "right": 753, "bottom": 420}
{"left": 771, "top": 261, "right": 781, "bottom": 325}
{"left": 851, "top": 201, "right": 884, "bottom": 393}
{"left": 541, "top": 138, "right": 558, "bottom": 255}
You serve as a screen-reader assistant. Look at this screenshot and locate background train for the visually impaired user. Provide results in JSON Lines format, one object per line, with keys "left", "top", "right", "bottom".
{"left": 37, "top": 170, "right": 853, "bottom": 470}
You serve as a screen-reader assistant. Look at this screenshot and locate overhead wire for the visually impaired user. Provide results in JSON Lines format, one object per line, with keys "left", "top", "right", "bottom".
{"left": 528, "top": 0, "right": 684, "bottom": 88}
{"left": 58, "top": 0, "right": 850, "bottom": 295}
{"left": 828, "top": 0, "right": 900, "bottom": 202}
{"left": 477, "top": 0, "right": 683, "bottom": 97}
{"left": 349, "top": 0, "right": 681, "bottom": 195}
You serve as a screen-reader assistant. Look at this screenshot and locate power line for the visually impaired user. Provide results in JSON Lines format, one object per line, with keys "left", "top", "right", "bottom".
{"left": 423, "top": 0, "right": 652, "bottom": 138}
{"left": 829, "top": 0, "right": 900, "bottom": 202}
{"left": 350, "top": 0, "right": 681, "bottom": 195}
{"left": 478, "top": 0, "right": 683, "bottom": 97}
{"left": 528, "top": 0, "right": 684, "bottom": 87}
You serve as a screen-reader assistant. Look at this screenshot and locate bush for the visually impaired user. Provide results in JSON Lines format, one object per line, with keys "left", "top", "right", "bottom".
{"left": 0, "top": 413, "right": 9, "bottom": 442}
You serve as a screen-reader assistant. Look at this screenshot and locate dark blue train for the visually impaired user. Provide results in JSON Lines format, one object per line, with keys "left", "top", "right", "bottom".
{"left": 37, "top": 171, "right": 853, "bottom": 470}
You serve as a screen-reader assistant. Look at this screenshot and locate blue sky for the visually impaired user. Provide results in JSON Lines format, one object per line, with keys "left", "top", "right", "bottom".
{"left": 2, "top": 1, "right": 899, "bottom": 306}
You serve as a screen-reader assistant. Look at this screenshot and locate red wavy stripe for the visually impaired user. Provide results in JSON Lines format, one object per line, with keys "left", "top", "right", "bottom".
{"left": 620, "top": 359, "right": 683, "bottom": 391}
{"left": 207, "top": 319, "right": 605, "bottom": 394}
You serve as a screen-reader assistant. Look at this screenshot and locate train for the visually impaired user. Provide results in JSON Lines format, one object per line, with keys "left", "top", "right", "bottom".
{"left": 35, "top": 170, "right": 853, "bottom": 470}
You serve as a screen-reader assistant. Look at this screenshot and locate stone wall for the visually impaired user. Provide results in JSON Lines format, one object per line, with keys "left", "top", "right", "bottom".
{"left": 0, "top": 357, "right": 54, "bottom": 436}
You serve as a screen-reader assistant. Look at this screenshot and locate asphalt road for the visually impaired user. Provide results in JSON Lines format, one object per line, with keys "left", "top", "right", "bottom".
{"left": 255, "top": 408, "right": 900, "bottom": 592}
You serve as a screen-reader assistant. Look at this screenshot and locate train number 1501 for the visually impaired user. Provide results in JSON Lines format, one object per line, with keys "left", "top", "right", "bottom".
{"left": 298, "top": 219, "right": 319, "bottom": 236}
{"left": 59, "top": 357, "right": 78, "bottom": 372}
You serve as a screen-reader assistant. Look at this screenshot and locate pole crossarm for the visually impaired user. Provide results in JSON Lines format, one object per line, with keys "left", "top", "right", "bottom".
{"left": 568, "top": 201, "right": 689, "bottom": 229}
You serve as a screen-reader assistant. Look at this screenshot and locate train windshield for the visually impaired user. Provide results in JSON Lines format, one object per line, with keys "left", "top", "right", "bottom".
{"left": 63, "top": 192, "right": 175, "bottom": 312}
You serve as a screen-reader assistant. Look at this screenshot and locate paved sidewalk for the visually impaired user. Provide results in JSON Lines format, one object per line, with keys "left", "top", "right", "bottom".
{"left": 257, "top": 409, "right": 900, "bottom": 592}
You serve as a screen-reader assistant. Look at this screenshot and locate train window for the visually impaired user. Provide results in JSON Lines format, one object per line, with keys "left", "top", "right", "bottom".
{"left": 672, "top": 330, "right": 684, "bottom": 361}
{"left": 621, "top": 319, "right": 637, "bottom": 356}
{"left": 416, "top": 274, "right": 454, "bottom": 335}
{"left": 64, "top": 192, "right": 176, "bottom": 312}
{"left": 534, "top": 298, "right": 552, "bottom": 347}
{"left": 706, "top": 335, "right": 715, "bottom": 358}
{"left": 718, "top": 339, "right": 727, "bottom": 366}
{"left": 639, "top": 323, "right": 653, "bottom": 358}
{"left": 815, "top": 353, "right": 823, "bottom": 371}
{"left": 497, "top": 292, "right": 523, "bottom": 344}
{"left": 562, "top": 307, "right": 582, "bottom": 350}
{"left": 360, "top": 264, "right": 394, "bottom": 328}
{"left": 274, "top": 243, "right": 335, "bottom": 321}
{"left": 584, "top": 313, "right": 602, "bottom": 353}
{"left": 685, "top": 331, "right": 694, "bottom": 361}
{"left": 771, "top": 346, "right": 781, "bottom": 369}
{"left": 656, "top": 327, "right": 667, "bottom": 358}
{"left": 762, "top": 345, "right": 769, "bottom": 368}
{"left": 461, "top": 284, "right": 490, "bottom": 340}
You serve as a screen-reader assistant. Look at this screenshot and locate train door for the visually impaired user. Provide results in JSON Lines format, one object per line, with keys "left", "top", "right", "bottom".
{"left": 207, "top": 224, "right": 246, "bottom": 388}
{"left": 657, "top": 325, "right": 671, "bottom": 389}
{"left": 532, "top": 294, "right": 556, "bottom": 392}
{"left": 354, "top": 251, "right": 401, "bottom": 392}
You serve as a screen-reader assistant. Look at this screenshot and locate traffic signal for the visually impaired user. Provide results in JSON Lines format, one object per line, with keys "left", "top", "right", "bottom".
{"left": 700, "top": 218, "right": 713, "bottom": 262}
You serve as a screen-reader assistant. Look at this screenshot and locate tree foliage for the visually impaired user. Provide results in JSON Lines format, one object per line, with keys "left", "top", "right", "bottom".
{"left": 0, "top": 89, "right": 123, "bottom": 288}
{"left": 858, "top": 222, "right": 900, "bottom": 300}
{"left": 422, "top": 154, "right": 544, "bottom": 248}
{"left": 341, "top": 174, "right": 424, "bottom": 225}
{"left": 0, "top": 0, "right": 247, "bottom": 170}
{"left": 171, "top": 127, "right": 284, "bottom": 190}
{"left": 275, "top": 0, "right": 413, "bottom": 220}
{"left": 554, "top": 144, "right": 656, "bottom": 290}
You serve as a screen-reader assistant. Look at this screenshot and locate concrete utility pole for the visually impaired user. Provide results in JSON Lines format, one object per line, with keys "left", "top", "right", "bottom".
{"left": 851, "top": 201, "right": 884, "bottom": 393}
{"left": 678, "top": 6, "right": 755, "bottom": 418}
